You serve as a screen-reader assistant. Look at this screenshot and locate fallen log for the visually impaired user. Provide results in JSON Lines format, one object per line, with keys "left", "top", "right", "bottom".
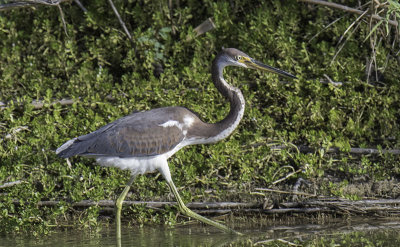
{"left": 8, "top": 198, "right": 400, "bottom": 216}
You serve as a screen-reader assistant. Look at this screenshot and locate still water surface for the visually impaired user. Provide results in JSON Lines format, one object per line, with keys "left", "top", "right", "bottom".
{"left": 2, "top": 218, "right": 400, "bottom": 246}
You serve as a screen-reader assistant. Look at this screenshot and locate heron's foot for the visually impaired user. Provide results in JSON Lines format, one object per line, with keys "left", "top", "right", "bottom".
{"left": 177, "top": 203, "right": 242, "bottom": 235}
{"left": 166, "top": 180, "right": 241, "bottom": 235}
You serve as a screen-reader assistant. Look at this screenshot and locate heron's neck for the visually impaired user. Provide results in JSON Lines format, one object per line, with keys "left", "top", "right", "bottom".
{"left": 209, "top": 55, "right": 245, "bottom": 141}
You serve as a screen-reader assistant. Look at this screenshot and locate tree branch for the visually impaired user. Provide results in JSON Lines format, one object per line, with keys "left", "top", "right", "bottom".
{"left": 299, "top": 0, "right": 398, "bottom": 27}
{"left": 0, "top": 0, "right": 70, "bottom": 11}
{"left": 107, "top": 0, "right": 132, "bottom": 40}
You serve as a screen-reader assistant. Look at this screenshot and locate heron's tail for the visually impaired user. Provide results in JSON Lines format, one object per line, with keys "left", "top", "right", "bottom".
{"left": 56, "top": 138, "right": 88, "bottom": 158}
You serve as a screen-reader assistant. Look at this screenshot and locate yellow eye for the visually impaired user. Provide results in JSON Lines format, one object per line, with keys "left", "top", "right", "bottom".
{"left": 236, "top": 55, "right": 242, "bottom": 61}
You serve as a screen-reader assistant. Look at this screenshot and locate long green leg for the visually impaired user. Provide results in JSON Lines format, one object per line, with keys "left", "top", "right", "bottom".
{"left": 166, "top": 180, "right": 242, "bottom": 235}
{"left": 115, "top": 175, "right": 136, "bottom": 239}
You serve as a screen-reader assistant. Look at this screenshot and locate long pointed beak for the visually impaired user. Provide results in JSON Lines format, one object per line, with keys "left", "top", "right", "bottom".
{"left": 244, "top": 59, "right": 297, "bottom": 79}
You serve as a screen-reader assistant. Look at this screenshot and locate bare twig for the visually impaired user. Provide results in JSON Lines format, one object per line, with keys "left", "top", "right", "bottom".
{"left": 256, "top": 239, "right": 300, "bottom": 246}
{"left": 73, "top": 0, "right": 86, "bottom": 12}
{"left": 272, "top": 169, "right": 302, "bottom": 185}
{"left": 0, "top": 180, "right": 23, "bottom": 189}
{"left": 330, "top": 17, "right": 363, "bottom": 64}
{"left": 272, "top": 165, "right": 295, "bottom": 181}
{"left": 23, "top": 200, "right": 261, "bottom": 209}
{"left": 299, "top": 0, "right": 398, "bottom": 27}
{"left": 66, "top": 158, "right": 72, "bottom": 170}
{"left": 57, "top": 3, "right": 68, "bottom": 37}
{"left": 0, "top": 0, "right": 70, "bottom": 11}
{"left": 0, "top": 98, "right": 75, "bottom": 110}
{"left": 281, "top": 198, "right": 400, "bottom": 208}
{"left": 0, "top": 1, "right": 32, "bottom": 10}
{"left": 0, "top": 96, "right": 116, "bottom": 110}
{"left": 186, "top": 201, "right": 260, "bottom": 209}
{"left": 4, "top": 126, "right": 29, "bottom": 139}
{"left": 321, "top": 74, "right": 344, "bottom": 86}
{"left": 254, "top": 188, "right": 316, "bottom": 197}
{"left": 267, "top": 145, "right": 400, "bottom": 155}
{"left": 33, "top": 98, "right": 76, "bottom": 108}
{"left": 308, "top": 16, "right": 344, "bottom": 43}
{"left": 0, "top": 1, "right": 71, "bottom": 35}
{"left": 107, "top": 0, "right": 132, "bottom": 40}
{"left": 337, "top": 9, "right": 369, "bottom": 45}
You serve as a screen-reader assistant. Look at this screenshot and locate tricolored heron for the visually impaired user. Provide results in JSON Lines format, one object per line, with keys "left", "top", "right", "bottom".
{"left": 56, "top": 48, "right": 296, "bottom": 236}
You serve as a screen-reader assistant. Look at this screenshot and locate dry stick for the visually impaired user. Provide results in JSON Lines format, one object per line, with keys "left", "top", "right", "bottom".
{"left": 4, "top": 126, "right": 29, "bottom": 139}
{"left": 0, "top": 1, "right": 31, "bottom": 10}
{"left": 0, "top": 96, "right": 117, "bottom": 110}
{"left": 0, "top": 180, "right": 23, "bottom": 189}
{"left": 57, "top": 3, "right": 68, "bottom": 37}
{"left": 0, "top": 98, "right": 75, "bottom": 110}
{"left": 272, "top": 169, "right": 302, "bottom": 185}
{"left": 368, "top": 5, "right": 383, "bottom": 83}
{"left": 337, "top": 9, "right": 369, "bottom": 46}
{"left": 299, "top": 0, "right": 398, "bottom": 27}
{"left": 66, "top": 158, "right": 72, "bottom": 170}
{"left": 29, "top": 200, "right": 261, "bottom": 209}
{"left": 31, "top": 98, "right": 76, "bottom": 109}
{"left": 322, "top": 74, "right": 344, "bottom": 86}
{"left": 272, "top": 165, "right": 295, "bottom": 182}
{"left": 108, "top": 0, "right": 132, "bottom": 40}
{"left": 308, "top": 16, "right": 344, "bottom": 43}
{"left": 256, "top": 239, "right": 300, "bottom": 247}
{"left": 268, "top": 145, "right": 400, "bottom": 155}
{"left": 291, "top": 198, "right": 400, "bottom": 206}
{"left": 0, "top": 0, "right": 69, "bottom": 11}
{"left": 73, "top": 0, "right": 87, "bottom": 12}
{"left": 254, "top": 188, "right": 316, "bottom": 197}
{"left": 42, "top": 198, "right": 391, "bottom": 208}
{"left": 172, "top": 206, "right": 400, "bottom": 215}
{"left": 331, "top": 16, "right": 363, "bottom": 64}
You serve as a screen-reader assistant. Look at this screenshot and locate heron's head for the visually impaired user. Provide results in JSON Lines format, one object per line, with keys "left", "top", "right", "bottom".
{"left": 221, "top": 48, "right": 296, "bottom": 79}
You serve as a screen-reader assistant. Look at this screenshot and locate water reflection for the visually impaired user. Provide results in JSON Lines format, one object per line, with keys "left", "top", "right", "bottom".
{"left": 2, "top": 218, "right": 400, "bottom": 246}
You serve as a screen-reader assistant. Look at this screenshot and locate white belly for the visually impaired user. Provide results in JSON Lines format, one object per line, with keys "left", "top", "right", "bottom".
{"left": 94, "top": 143, "right": 184, "bottom": 179}
{"left": 96, "top": 155, "right": 165, "bottom": 175}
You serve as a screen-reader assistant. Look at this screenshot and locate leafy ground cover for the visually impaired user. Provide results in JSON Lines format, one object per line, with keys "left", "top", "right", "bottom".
{"left": 0, "top": 0, "right": 399, "bottom": 235}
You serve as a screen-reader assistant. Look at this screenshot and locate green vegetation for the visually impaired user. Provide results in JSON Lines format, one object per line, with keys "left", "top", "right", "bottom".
{"left": 0, "top": 0, "right": 399, "bottom": 235}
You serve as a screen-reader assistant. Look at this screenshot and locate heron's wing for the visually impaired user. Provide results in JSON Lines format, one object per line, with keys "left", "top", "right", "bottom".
{"left": 57, "top": 107, "right": 187, "bottom": 158}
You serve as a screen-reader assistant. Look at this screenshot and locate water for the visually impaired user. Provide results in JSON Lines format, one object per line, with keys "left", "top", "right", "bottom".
{"left": 1, "top": 218, "right": 400, "bottom": 246}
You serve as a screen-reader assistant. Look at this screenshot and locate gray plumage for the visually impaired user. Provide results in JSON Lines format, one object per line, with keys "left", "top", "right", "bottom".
{"left": 57, "top": 107, "right": 198, "bottom": 158}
